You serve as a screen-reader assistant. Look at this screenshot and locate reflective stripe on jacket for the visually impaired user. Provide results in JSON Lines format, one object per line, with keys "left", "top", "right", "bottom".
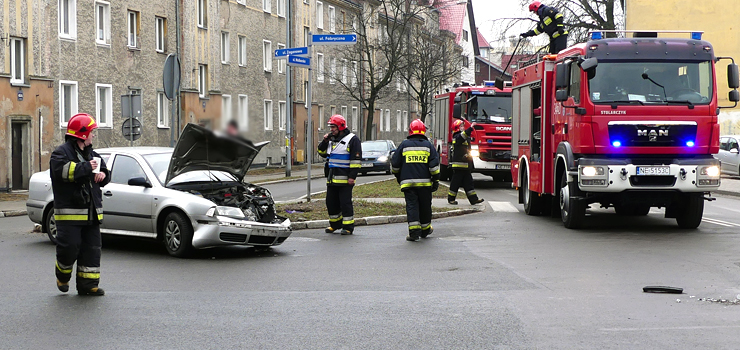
{"left": 317, "top": 130, "right": 362, "bottom": 186}
{"left": 449, "top": 126, "right": 474, "bottom": 170}
{"left": 528, "top": 5, "right": 568, "bottom": 39}
{"left": 391, "top": 135, "right": 440, "bottom": 190}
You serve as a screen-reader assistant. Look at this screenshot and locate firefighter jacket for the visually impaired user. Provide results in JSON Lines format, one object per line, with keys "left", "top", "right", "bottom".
{"left": 525, "top": 5, "right": 568, "bottom": 39}
{"left": 450, "top": 126, "right": 475, "bottom": 169}
{"left": 317, "top": 129, "right": 362, "bottom": 186}
{"left": 391, "top": 134, "right": 440, "bottom": 190}
{"left": 49, "top": 139, "right": 111, "bottom": 225}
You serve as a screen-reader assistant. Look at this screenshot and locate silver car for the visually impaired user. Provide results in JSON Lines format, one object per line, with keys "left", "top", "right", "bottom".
{"left": 718, "top": 135, "right": 740, "bottom": 176}
{"left": 26, "top": 124, "right": 292, "bottom": 257}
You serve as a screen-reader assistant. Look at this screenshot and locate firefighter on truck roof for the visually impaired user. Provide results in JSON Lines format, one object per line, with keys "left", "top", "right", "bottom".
{"left": 520, "top": 1, "right": 569, "bottom": 54}
{"left": 448, "top": 119, "right": 485, "bottom": 206}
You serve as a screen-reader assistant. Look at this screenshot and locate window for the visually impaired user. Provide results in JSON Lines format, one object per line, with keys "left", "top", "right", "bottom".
{"left": 317, "top": 53, "right": 325, "bottom": 83}
{"left": 304, "top": 26, "right": 310, "bottom": 46}
{"left": 264, "top": 100, "right": 273, "bottom": 130}
{"left": 568, "top": 61, "right": 581, "bottom": 104}
{"left": 58, "top": 0, "right": 77, "bottom": 39}
{"left": 352, "top": 107, "right": 358, "bottom": 128}
{"left": 263, "top": 40, "right": 272, "bottom": 72}
{"left": 462, "top": 56, "right": 469, "bottom": 68}
{"left": 59, "top": 80, "right": 78, "bottom": 126}
{"left": 221, "top": 95, "right": 232, "bottom": 129}
{"left": 277, "top": 43, "right": 286, "bottom": 73}
{"left": 330, "top": 106, "right": 336, "bottom": 118}
{"left": 95, "top": 2, "right": 110, "bottom": 45}
{"left": 342, "top": 59, "right": 348, "bottom": 85}
{"left": 402, "top": 111, "right": 408, "bottom": 131}
{"left": 351, "top": 61, "right": 357, "bottom": 87}
{"left": 95, "top": 84, "right": 112, "bottom": 128}
{"left": 475, "top": 62, "right": 480, "bottom": 72}
{"left": 379, "top": 109, "right": 383, "bottom": 131}
{"left": 328, "top": 6, "right": 335, "bottom": 33}
{"left": 10, "top": 38, "right": 25, "bottom": 84}
{"left": 384, "top": 109, "right": 390, "bottom": 131}
{"left": 396, "top": 110, "right": 401, "bottom": 131}
{"left": 157, "top": 92, "right": 169, "bottom": 128}
{"left": 198, "top": 0, "right": 207, "bottom": 28}
{"left": 330, "top": 57, "right": 336, "bottom": 84}
{"left": 352, "top": 16, "right": 358, "bottom": 32}
{"left": 238, "top": 35, "right": 247, "bottom": 66}
{"left": 279, "top": 101, "right": 286, "bottom": 130}
{"left": 238, "top": 95, "right": 249, "bottom": 131}
{"left": 720, "top": 137, "right": 729, "bottom": 151}
{"left": 110, "top": 155, "right": 145, "bottom": 185}
{"left": 316, "top": 1, "right": 324, "bottom": 30}
{"left": 341, "top": 106, "right": 348, "bottom": 121}
{"left": 198, "top": 64, "right": 208, "bottom": 98}
{"left": 277, "top": 0, "right": 285, "bottom": 17}
{"left": 318, "top": 105, "right": 325, "bottom": 128}
{"left": 304, "top": 81, "right": 309, "bottom": 108}
{"left": 340, "top": 11, "right": 345, "bottom": 33}
{"left": 155, "top": 17, "right": 166, "bottom": 52}
{"left": 221, "top": 32, "right": 230, "bottom": 63}
{"left": 463, "top": 30, "right": 468, "bottom": 42}
{"left": 263, "top": 0, "right": 271, "bottom": 13}
{"left": 127, "top": 11, "right": 139, "bottom": 48}
{"left": 396, "top": 75, "right": 401, "bottom": 92}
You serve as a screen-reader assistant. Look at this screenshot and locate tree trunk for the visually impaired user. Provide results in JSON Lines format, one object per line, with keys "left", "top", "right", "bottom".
{"left": 365, "top": 99, "right": 375, "bottom": 140}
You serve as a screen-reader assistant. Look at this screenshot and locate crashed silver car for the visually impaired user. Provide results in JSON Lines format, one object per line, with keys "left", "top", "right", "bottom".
{"left": 26, "top": 124, "right": 291, "bottom": 257}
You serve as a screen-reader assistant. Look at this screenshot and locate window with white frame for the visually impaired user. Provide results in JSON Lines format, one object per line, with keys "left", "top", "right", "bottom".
{"left": 264, "top": 100, "right": 273, "bottom": 130}
{"left": 351, "top": 61, "right": 357, "bottom": 87}
{"left": 462, "top": 55, "right": 469, "bottom": 68}
{"left": 127, "top": 10, "right": 139, "bottom": 48}
{"left": 263, "top": 40, "right": 272, "bottom": 72}
{"left": 157, "top": 91, "right": 169, "bottom": 128}
{"left": 463, "top": 29, "right": 468, "bottom": 42}
{"left": 10, "top": 38, "right": 25, "bottom": 84}
{"left": 277, "top": 43, "right": 286, "bottom": 73}
{"left": 352, "top": 107, "right": 358, "bottom": 129}
{"left": 59, "top": 0, "right": 77, "bottom": 39}
{"left": 330, "top": 106, "right": 336, "bottom": 118}
{"left": 238, "top": 95, "right": 249, "bottom": 131}
{"left": 59, "top": 80, "right": 78, "bottom": 126}
{"left": 95, "top": 2, "right": 110, "bottom": 45}
{"left": 263, "top": 0, "right": 271, "bottom": 13}
{"left": 277, "top": 0, "right": 285, "bottom": 17}
{"left": 328, "top": 6, "right": 335, "bottom": 33}
{"left": 330, "top": 57, "right": 336, "bottom": 84}
{"left": 384, "top": 109, "right": 390, "bottom": 131}
{"left": 95, "top": 84, "right": 112, "bottom": 128}
{"left": 379, "top": 109, "right": 383, "bottom": 131}
{"left": 304, "top": 81, "right": 309, "bottom": 108}
{"left": 304, "top": 26, "right": 310, "bottom": 46}
{"left": 221, "top": 32, "right": 230, "bottom": 63}
{"left": 342, "top": 59, "right": 347, "bottom": 85}
{"left": 475, "top": 62, "right": 480, "bottom": 73}
{"left": 396, "top": 110, "right": 402, "bottom": 131}
{"left": 402, "top": 111, "right": 408, "bottom": 131}
{"left": 197, "top": 0, "right": 207, "bottom": 28}
{"left": 318, "top": 105, "right": 325, "bottom": 128}
{"left": 221, "top": 95, "right": 232, "bottom": 129}
{"left": 341, "top": 106, "right": 348, "bottom": 120}
{"left": 316, "top": 1, "right": 324, "bottom": 30}
{"left": 155, "top": 17, "right": 166, "bottom": 52}
{"left": 278, "top": 101, "right": 286, "bottom": 130}
{"left": 396, "top": 75, "right": 401, "bottom": 92}
{"left": 317, "top": 53, "right": 325, "bottom": 83}
{"left": 340, "top": 11, "right": 345, "bottom": 33}
{"left": 352, "top": 16, "right": 357, "bottom": 32}
{"left": 198, "top": 64, "right": 208, "bottom": 97}
{"left": 238, "top": 35, "right": 247, "bottom": 66}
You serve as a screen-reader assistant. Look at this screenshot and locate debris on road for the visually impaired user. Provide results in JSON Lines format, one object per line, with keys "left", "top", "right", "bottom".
{"left": 643, "top": 286, "right": 683, "bottom": 294}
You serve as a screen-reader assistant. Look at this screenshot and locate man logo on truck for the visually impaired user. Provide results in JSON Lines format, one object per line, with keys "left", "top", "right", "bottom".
{"left": 638, "top": 129, "right": 668, "bottom": 141}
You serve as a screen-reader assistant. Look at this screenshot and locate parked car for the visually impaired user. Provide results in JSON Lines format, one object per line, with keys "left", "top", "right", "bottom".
{"left": 359, "top": 140, "right": 397, "bottom": 175}
{"left": 717, "top": 135, "right": 740, "bottom": 176}
{"left": 26, "top": 124, "right": 292, "bottom": 257}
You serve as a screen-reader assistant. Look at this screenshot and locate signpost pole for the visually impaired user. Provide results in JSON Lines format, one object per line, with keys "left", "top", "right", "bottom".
{"left": 129, "top": 95, "right": 134, "bottom": 147}
{"left": 306, "top": 33, "right": 313, "bottom": 202}
{"left": 286, "top": 0, "right": 292, "bottom": 178}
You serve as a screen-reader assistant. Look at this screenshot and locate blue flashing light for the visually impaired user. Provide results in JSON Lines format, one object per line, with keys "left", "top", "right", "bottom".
{"left": 612, "top": 140, "right": 622, "bottom": 148}
{"left": 686, "top": 140, "right": 695, "bottom": 147}
{"left": 591, "top": 32, "right": 603, "bottom": 40}
{"left": 691, "top": 32, "right": 702, "bottom": 40}
{"left": 484, "top": 81, "right": 495, "bottom": 87}
{"left": 471, "top": 91, "right": 484, "bottom": 95}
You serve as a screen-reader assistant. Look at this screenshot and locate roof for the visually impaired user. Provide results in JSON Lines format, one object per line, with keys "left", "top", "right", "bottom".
{"left": 435, "top": 2, "right": 467, "bottom": 44}
{"left": 97, "top": 147, "right": 173, "bottom": 155}
{"left": 476, "top": 28, "right": 490, "bottom": 49}
{"left": 475, "top": 56, "right": 512, "bottom": 80}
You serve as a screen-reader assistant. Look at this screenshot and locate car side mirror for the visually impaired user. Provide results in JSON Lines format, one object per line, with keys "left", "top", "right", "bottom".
{"left": 555, "top": 63, "right": 570, "bottom": 89}
{"left": 453, "top": 104, "right": 462, "bottom": 119}
{"left": 731, "top": 148, "right": 739, "bottom": 154}
{"left": 128, "top": 177, "right": 152, "bottom": 188}
{"left": 555, "top": 89, "right": 568, "bottom": 102}
{"left": 728, "top": 63, "right": 739, "bottom": 89}
{"left": 730, "top": 89, "right": 740, "bottom": 103}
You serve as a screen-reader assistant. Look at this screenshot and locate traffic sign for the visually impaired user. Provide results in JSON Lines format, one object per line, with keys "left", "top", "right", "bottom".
{"left": 163, "top": 54, "right": 181, "bottom": 101}
{"left": 122, "top": 117, "right": 142, "bottom": 142}
{"left": 287, "top": 55, "right": 311, "bottom": 68}
{"left": 312, "top": 34, "right": 357, "bottom": 45}
{"left": 274, "top": 47, "right": 309, "bottom": 59}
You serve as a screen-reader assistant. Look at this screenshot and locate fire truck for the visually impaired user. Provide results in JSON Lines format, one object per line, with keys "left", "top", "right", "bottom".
{"left": 432, "top": 82, "right": 513, "bottom": 181}
{"left": 510, "top": 30, "right": 739, "bottom": 229}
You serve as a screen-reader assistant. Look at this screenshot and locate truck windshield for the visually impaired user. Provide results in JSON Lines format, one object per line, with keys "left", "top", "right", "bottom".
{"left": 589, "top": 61, "right": 713, "bottom": 105}
{"left": 468, "top": 96, "right": 513, "bottom": 124}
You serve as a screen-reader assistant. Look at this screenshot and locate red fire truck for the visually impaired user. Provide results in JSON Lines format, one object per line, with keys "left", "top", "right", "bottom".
{"left": 510, "top": 30, "right": 739, "bottom": 229}
{"left": 432, "top": 82, "right": 513, "bottom": 181}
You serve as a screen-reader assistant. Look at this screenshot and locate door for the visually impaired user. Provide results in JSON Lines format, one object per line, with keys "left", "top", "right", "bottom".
{"left": 102, "top": 154, "right": 155, "bottom": 234}
{"left": 727, "top": 138, "right": 740, "bottom": 174}
{"left": 718, "top": 137, "right": 729, "bottom": 173}
{"left": 12, "top": 123, "right": 24, "bottom": 190}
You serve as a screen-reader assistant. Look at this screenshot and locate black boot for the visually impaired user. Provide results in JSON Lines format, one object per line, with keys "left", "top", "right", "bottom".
{"left": 57, "top": 279, "right": 69, "bottom": 293}
{"left": 78, "top": 287, "right": 105, "bottom": 296}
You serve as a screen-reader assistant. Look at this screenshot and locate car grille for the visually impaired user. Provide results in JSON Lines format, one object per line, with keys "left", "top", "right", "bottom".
{"left": 480, "top": 150, "right": 511, "bottom": 161}
{"left": 219, "top": 233, "right": 247, "bottom": 243}
{"left": 248, "top": 235, "right": 277, "bottom": 245}
{"left": 362, "top": 157, "right": 377, "bottom": 161}
{"left": 629, "top": 175, "right": 677, "bottom": 187}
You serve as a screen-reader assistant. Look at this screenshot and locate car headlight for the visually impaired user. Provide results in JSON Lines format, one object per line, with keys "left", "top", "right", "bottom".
{"left": 206, "top": 207, "right": 216, "bottom": 217}
{"left": 215, "top": 206, "right": 245, "bottom": 218}
{"left": 470, "top": 150, "right": 480, "bottom": 157}
{"left": 699, "top": 165, "right": 720, "bottom": 177}
{"left": 581, "top": 166, "right": 605, "bottom": 177}
{"left": 377, "top": 156, "right": 388, "bottom": 163}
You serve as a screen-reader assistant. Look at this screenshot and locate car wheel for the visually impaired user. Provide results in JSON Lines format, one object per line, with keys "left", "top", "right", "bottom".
{"left": 560, "top": 171, "right": 586, "bottom": 229}
{"left": 162, "top": 212, "right": 194, "bottom": 258}
{"left": 44, "top": 206, "right": 58, "bottom": 245}
{"left": 676, "top": 193, "right": 704, "bottom": 229}
{"left": 385, "top": 169, "right": 391, "bottom": 175}
{"left": 523, "top": 168, "right": 542, "bottom": 216}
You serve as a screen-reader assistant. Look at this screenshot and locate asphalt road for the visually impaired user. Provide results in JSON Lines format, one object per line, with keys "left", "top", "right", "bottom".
{"left": 2, "top": 177, "right": 740, "bottom": 349}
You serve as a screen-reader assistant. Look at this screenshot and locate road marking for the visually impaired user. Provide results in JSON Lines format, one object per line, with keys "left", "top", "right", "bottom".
{"left": 488, "top": 201, "right": 520, "bottom": 213}
{"left": 601, "top": 325, "right": 740, "bottom": 332}
{"left": 703, "top": 217, "right": 740, "bottom": 227}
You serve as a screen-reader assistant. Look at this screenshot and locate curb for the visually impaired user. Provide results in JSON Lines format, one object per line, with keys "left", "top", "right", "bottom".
{"left": 251, "top": 174, "right": 325, "bottom": 185}
{"left": 0, "top": 209, "right": 27, "bottom": 218}
{"left": 289, "top": 207, "right": 482, "bottom": 230}
{"left": 714, "top": 190, "right": 740, "bottom": 199}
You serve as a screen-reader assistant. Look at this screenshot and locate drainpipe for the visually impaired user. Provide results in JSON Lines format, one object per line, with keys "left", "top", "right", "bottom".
{"left": 285, "top": 0, "right": 292, "bottom": 176}
{"left": 176, "top": 0, "right": 182, "bottom": 140}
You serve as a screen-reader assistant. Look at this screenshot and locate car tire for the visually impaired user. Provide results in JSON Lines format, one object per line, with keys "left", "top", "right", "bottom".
{"left": 560, "top": 171, "right": 586, "bottom": 229}
{"left": 44, "top": 205, "right": 58, "bottom": 245}
{"left": 162, "top": 212, "right": 195, "bottom": 258}
{"left": 523, "top": 168, "right": 542, "bottom": 216}
{"left": 385, "top": 169, "right": 391, "bottom": 175}
{"left": 676, "top": 193, "right": 704, "bottom": 229}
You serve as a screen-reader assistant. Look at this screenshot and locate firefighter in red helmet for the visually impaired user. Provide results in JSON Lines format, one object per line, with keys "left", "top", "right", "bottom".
{"left": 447, "top": 119, "right": 485, "bottom": 206}
{"left": 317, "top": 114, "right": 363, "bottom": 235}
{"left": 520, "top": 1, "right": 569, "bottom": 54}
{"left": 50, "top": 113, "right": 110, "bottom": 296}
{"left": 391, "top": 119, "right": 440, "bottom": 241}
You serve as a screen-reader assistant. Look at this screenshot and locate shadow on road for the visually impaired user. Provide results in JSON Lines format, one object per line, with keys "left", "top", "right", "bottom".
{"left": 99, "top": 235, "right": 289, "bottom": 260}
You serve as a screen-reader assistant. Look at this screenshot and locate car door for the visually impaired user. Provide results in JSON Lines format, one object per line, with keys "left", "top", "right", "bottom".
{"left": 727, "top": 138, "right": 740, "bottom": 175}
{"left": 102, "top": 154, "right": 156, "bottom": 234}
{"left": 718, "top": 137, "right": 729, "bottom": 173}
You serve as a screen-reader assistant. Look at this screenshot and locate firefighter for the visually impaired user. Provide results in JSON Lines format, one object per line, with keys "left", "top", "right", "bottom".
{"left": 448, "top": 119, "right": 485, "bottom": 205}
{"left": 50, "top": 113, "right": 111, "bottom": 296}
{"left": 392, "top": 119, "right": 440, "bottom": 242}
{"left": 317, "top": 115, "right": 362, "bottom": 235}
{"left": 520, "top": 1, "right": 569, "bottom": 54}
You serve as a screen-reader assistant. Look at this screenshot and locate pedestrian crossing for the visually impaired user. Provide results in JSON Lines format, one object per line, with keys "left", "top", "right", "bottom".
{"left": 487, "top": 201, "right": 520, "bottom": 213}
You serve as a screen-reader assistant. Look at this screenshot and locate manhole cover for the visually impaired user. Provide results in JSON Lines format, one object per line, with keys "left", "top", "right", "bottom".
{"left": 288, "top": 237, "right": 322, "bottom": 242}
{"left": 438, "top": 236, "right": 485, "bottom": 242}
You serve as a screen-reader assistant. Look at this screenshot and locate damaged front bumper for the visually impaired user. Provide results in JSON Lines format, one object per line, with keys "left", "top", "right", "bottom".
{"left": 191, "top": 215, "right": 292, "bottom": 249}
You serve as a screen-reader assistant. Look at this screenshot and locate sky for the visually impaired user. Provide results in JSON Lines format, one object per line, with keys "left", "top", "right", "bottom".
{"left": 471, "top": 0, "right": 549, "bottom": 49}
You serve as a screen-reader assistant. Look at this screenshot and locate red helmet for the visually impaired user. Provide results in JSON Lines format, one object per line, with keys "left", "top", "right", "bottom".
{"left": 328, "top": 114, "right": 347, "bottom": 131}
{"left": 66, "top": 113, "right": 98, "bottom": 140}
{"left": 528, "top": 1, "right": 541, "bottom": 12}
{"left": 452, "top": 119, "right": 465, "bottom": 132}
{"left": 409, "top": 119, "right": 426, "bottom": 136}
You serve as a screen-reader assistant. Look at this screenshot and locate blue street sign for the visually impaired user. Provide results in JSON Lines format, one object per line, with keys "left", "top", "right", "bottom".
{"left": 312, "top": 34, "right": 357, "bottom": 45}
{"left": 287, "top": 55, "right": 311, "bottom": 68}
{"left": 274, "top": 46, "right": 309, "bottom": 58}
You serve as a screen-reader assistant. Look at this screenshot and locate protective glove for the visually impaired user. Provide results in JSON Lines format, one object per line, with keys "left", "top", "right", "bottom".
{"left": 431, "top": 181, "right": 439, "bottom": 192}
{"left": 520, "top": 32, "right": 530, "bottom": 38}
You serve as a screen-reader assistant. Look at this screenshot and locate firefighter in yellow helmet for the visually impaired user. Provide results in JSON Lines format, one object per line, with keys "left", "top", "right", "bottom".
{"left": 448, "top": 119, "right": 485, "bottom": 205}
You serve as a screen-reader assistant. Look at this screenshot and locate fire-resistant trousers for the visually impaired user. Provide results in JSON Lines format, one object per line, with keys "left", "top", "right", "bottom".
{"left": 448, "top": 169, "right": 481, "bottom": 204}
{"left": 55, "top": 224, "right": 101, "bottom": 291}
{"left": 404, "top": 188, "right": 433, "bottom": 238}
{"left": 326, "top": 185, "right": 355, "bottom": 232}
{"left": 549, "top": 35, "right": 568, "bottom": 54}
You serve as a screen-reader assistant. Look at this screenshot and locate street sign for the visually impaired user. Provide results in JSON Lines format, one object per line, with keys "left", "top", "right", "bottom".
{"left": 121, "top": 94, "right": 142, "bottom": 119}
{"left": 163, "top": 54, "right": 181, "bottom": 101}
{"left": 122, "top": 117, "right": 142, "bottom": 141}
{"left": 287, "top": 55, "right": 311, "bottom": 68}
{"left": 274, "top": 46, "right": 309, "bottom": 59}
{"left": 312, "top": 34, "right": 357, "bottom": 45}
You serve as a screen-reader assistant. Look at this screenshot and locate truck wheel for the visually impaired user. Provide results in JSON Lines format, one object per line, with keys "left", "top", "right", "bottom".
{"left": 560, "top": 172, "right": 585, "bottom": 229}
{"left": 676, "top": 194, "right": 704, "bottom": 229}
{"left": 523, "top": 169, "right": 542, "bottom": 216}
{"left": 162, "top": 212, "right": 195, "bottom": 258}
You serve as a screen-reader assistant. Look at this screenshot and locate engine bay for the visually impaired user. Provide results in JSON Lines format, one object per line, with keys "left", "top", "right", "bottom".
{"left": 197, "top": 183, "right": 284, "bottom": 224}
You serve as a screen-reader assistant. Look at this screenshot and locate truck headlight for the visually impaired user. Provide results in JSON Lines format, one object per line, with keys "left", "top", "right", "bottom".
{"left": 470, "top": 150, "right": 480, "bottom": 157}
{"left": 579, "top": 166, "right": 608, "bottom": 187}
{"left": 377, "top": 156, "right": 388, "bottom": 163}
{"left": 581, "top": 166, "right": 605, "bottom": 177}
{"left": 699, "top": 166, "right": 720, "bottom": 177}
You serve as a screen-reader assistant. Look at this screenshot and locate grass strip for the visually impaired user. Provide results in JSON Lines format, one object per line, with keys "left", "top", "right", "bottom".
{"left": 276, "top": 199, "right": 449, "bottom": 222}
{"left": 312, "top": 179, "right": 466, "bottom": 199}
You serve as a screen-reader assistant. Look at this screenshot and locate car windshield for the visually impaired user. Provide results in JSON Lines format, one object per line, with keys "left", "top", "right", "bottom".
{"left": 589, "top": 61, "right": 713, "bottom": 105}
{"left": 362, "top": 141, "right": 389, "bottom": 152}
{"left": 142, "top": 152, "right": 238, "bottom": 185}
{"left": 468, "top": 96, "right": 512, "bottom": 124}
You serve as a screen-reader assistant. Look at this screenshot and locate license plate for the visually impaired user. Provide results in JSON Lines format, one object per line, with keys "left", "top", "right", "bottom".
{"left": 495, "top": 164, "right": 511, "bottom": 170}
{"left": 362, "top": 163, "right": 373, "bottom": 168}
{"left": 637, "top": 166, "right": 670, "bottom": 175}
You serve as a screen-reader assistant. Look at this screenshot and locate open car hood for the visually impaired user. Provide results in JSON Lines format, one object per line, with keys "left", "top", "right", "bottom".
{"left": 165, "top": 123, "right": 269, "bottom": 185}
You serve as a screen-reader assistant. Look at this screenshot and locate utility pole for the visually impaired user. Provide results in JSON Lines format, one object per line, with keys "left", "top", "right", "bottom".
{"left": 285, "top": 0, "right": 293, "bottom": 177}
